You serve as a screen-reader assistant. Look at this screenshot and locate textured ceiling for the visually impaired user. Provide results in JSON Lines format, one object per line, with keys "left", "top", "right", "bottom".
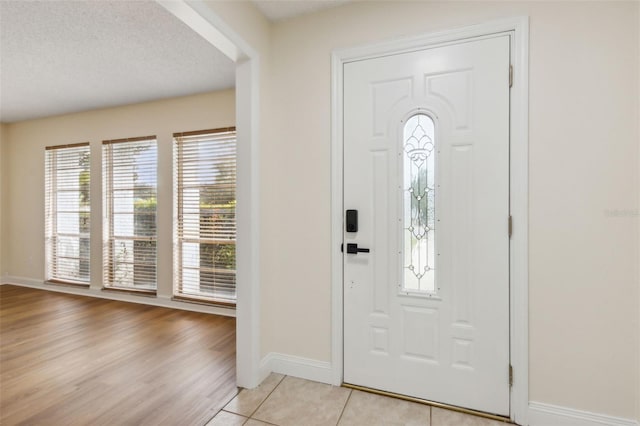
{"left": 0, "top": 1, "right": 235, "bottom": 123}
{"left": 252, "top": 0, "right": 352, "bottom": 22}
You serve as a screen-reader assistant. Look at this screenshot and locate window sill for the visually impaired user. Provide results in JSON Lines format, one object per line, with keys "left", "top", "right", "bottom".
{"left": 172, "top": 294, "right": 236, "bottom": 308}
{"left": 102, "top": 286, "right": 157, "bottom": 297}
{"left": 45, "top": 279, "right": 90, "bottom": 288}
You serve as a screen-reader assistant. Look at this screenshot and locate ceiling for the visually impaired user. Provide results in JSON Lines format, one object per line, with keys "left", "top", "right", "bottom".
{"left": 0, "top": 0, "right": 352, "bottom": 124}
{"left": 0, "top": 1, "right": 235, "bottom": 123}
{"left": 252, "top": 0, "right": 352, "bottom": 22}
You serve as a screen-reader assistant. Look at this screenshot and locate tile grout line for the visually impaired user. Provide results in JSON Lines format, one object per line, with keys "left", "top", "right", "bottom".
{"left": 242, "top": 414, "right": 278, "bottom": 426}
{"left": 334, "top": 389, "right": 354, "bottom": 426}
{"left": 203, "top": 387, "right": 243, "bottom": 426}
{"left": 206, "top": 409, "right": 247, "bottom": 426}
{"left": 246, "top": 418, "right": 279, "bottom": 426}
{"left": 237, "top": 413, "right": 251, "bottom": 426}
{"left": 247, "top": 374, "right": 287, "bottom": 421}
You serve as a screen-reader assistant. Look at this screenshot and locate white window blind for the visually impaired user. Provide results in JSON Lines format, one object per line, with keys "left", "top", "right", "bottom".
{"left": 45, "top": 143, "right": 91, "bottom": 284}
{"left": 174, "top": 128, "right": 236, "bottom": 304}
{"left": 103, "top": 136, "right": 157, "bottom": 291}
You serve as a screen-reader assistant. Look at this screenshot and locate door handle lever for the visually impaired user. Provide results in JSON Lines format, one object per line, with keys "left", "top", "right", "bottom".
{"left": 346, "top": 243, "right": 370, "bottom": 254}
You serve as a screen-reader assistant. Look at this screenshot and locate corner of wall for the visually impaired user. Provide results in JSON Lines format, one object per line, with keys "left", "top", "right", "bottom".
{"left": 259, "top": 352, "right": 333, "bottom": 387}
{"left": 0, "top": 122, "right": 7, "bottom": 278}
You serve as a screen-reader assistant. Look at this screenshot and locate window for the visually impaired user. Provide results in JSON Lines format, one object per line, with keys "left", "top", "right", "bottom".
{"left": 103, "top": 136, "right": 157, "bottom": 291}
{"left": 174, "top": 128, "right": 236, "bottom": 304}
{"left": 45, "top": 143, "right": 91, "bottom": 285}
{"left": 402, "top": 114, "right": 436, "bottom": 293}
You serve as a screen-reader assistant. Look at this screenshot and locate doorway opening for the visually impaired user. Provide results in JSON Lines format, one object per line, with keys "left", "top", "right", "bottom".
{"left": 158, "top": 0, "right": 262, "bottom": 389}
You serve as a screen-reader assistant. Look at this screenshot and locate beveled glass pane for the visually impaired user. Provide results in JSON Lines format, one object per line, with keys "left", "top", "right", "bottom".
{"left": 402, "top": 114, "right": 436, "bottom": 293}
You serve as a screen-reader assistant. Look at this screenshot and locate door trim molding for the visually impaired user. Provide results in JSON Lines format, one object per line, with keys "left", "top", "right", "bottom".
{"left": 330, "top": 17, "right": 529, "bottom": 425}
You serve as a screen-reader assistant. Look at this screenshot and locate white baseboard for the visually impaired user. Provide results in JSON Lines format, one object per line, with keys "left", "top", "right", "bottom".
{"left": 2, "top": 276, "right": 236, "bottom": 317}
{"left": 259, "top": 352, "right": 333, "bottom": 386}
{"left": 529, "top": 402, "right": 639, "bottom": 426}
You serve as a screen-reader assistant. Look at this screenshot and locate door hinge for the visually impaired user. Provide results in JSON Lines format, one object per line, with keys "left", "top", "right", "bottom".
{"left": 508, "top": 215, "right": 513, "bottom": 238}
{"left": 341, "top": 243, "right": 344, "bottom": 253}
{"left": 509, "top": 64, "right": 513, "bottom": 88}
{"left": 509, "top": 364, "right": 514, "bottom": 387}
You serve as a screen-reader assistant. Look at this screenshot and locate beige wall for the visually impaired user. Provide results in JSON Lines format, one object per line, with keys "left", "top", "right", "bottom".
{"left": 250, "top": 0, "right": 639, "bottom": 420}
{"left": 2, "top": 90, "right": 235, "bottom": 297}
{"left": 0, "top": 123, "right": 6, "bottom": 277}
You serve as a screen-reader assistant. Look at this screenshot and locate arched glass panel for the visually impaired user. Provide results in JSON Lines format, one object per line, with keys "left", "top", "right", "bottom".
{"left": 402, "top": 114, "right": 436, "bottom": 293}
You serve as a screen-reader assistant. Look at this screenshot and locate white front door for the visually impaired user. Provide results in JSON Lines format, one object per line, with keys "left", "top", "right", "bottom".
{"left": 343, "top": 35, "right": 511, "bottom": 416}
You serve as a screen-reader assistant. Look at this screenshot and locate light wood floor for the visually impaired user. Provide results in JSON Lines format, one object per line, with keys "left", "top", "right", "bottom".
{"left": 0, "top": 284, "right": 237, "bottom": 426}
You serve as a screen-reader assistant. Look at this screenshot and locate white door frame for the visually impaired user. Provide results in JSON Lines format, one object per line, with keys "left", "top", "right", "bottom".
{"left": 330, "top": 17, "right": 529, "bottom": 425}
{"left": 156, "top": 0, "right": 263, "bottom": 389}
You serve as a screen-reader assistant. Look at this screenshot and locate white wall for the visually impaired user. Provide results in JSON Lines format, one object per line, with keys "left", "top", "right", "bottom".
{"left": 2, "top": 90, "right": 235, "bottom": 300}
{"left": 247, "top": 0, "right": 639, "bottom": 422}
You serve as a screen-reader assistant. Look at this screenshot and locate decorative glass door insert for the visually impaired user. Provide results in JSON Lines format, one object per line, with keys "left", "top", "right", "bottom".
{"left": 402, "top": 114, "right": 436, "bottom": 293}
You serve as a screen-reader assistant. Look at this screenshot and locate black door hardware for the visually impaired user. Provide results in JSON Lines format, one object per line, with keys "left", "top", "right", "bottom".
{"left": 346, "top": 243, "right": 370, "bottom": 254}
{"left": 346, "top": 209, "right": 358, "bottom": 232}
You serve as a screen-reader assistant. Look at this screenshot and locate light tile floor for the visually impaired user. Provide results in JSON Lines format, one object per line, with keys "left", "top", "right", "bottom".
{"left": 206, "top": 374, "right": 513, "bottom": 426}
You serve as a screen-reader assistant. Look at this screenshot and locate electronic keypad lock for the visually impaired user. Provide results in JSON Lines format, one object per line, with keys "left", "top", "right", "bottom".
{"left": 346, "top": 209, "right": 358, "bottom": 232}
